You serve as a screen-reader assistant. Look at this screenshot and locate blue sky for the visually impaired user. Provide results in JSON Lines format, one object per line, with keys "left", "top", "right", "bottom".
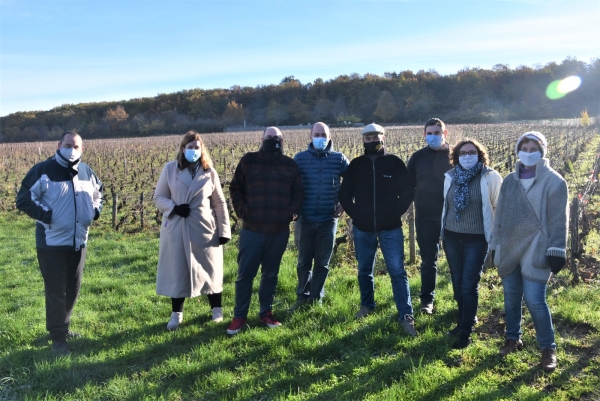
{"left": 1, "top": 0, "right": 598, "bottom": 116}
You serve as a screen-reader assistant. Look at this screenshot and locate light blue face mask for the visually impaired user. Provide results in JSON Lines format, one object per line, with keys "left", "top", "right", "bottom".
{"left": 184, "top": 149, "right": 201, "bottom": 163}
{"left": 312, "top": 137, "right": 328, "bottom": 151}
{"left": 425, "top": 134, "right": 443, "bottom": 149}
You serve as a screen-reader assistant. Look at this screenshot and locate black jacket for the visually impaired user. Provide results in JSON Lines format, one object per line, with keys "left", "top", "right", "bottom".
{"left": 339, "top": 151, "right": 414, "bottom": 232}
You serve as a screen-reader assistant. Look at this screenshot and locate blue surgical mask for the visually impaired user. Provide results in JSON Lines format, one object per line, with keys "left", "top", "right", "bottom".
{"left": 184, "top": 149, "right": 201, "bottom": 163}
{"left": 312, "top": 137, "right": 328, "bottom": 151}
{"left": 518, "top": 151, "right": 541, "bottom": 167}
{"left": 459, "top": 155, "right": 478, "bottom": 170}
{"left": 425, "top": 135, "right": 443, "bottom": 149}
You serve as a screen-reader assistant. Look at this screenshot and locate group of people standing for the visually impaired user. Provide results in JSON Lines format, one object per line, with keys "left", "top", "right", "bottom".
{"left": 17, "top": 120, "right": 568, "bottom": 373}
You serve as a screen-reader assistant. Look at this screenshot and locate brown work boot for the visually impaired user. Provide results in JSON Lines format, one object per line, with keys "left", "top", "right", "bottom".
{"left": 499, "top": 339, "right": 523, "bottom": 357}
{"left": 541, "top": 348, "right": 557, "bottom": 372}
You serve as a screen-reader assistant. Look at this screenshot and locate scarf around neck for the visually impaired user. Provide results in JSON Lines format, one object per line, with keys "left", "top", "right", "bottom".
{"left": 452, "top": 161, "right": 483, "bottom": 221}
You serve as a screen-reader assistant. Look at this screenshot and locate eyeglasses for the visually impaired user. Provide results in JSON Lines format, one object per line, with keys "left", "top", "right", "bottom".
{"left": 459, "top": 151, "right": 478, "bottom": 156}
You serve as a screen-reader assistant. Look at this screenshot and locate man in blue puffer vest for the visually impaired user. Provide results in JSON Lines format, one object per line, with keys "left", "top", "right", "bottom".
{"left": 290, "top": 122, "right": 349, "bottom": 310}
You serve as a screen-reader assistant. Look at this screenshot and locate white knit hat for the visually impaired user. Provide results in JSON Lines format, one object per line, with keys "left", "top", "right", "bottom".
{"left": 362, "top": 123, "right": 385, "bottom": 135}
{"left": 515, "top": 131, "right": 548, "bottom": 157}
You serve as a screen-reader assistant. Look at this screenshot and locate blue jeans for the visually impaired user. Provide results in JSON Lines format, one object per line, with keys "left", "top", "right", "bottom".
{"left": 294, "top": 218, "right": 337, "bottom": 302}
{"left": 442, "top": 230, "right": 487, "bottom": 334}
{"left": 502, "top": 265, "right": 556, "bottom": 350}
{"left": 353, "top": 226, "right": 413, "bottom": 320}
{"left": 415, "top": 219, "right": 440, "bottom": 305}
{"left": 234, "top": 229, "right": 289, "bottom": 319}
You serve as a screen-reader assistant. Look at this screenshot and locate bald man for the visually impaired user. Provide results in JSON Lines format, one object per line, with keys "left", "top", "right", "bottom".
{"left": 290, "top": 122, "right": 349, "bottom": 310}
{"left": 227, "top": 127, "right": 304, "bottom": 335}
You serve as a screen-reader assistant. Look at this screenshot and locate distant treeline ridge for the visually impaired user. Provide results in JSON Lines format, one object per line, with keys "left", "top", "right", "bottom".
{"left": 1, "top": 57, "right": 598, "bottom": 143}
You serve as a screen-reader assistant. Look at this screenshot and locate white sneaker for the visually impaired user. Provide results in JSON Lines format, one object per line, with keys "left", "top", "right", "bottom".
{"left": 212, "top": 307, "right": 223, "bottom": 322}
{"left": 167, "top": 312, "right": 183, "bottom": 330}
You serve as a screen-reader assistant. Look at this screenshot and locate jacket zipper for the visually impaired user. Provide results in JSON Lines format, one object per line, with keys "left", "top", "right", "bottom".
{"left": 70, "top": 172, "right": 77, "bottom": 250}
{"left": 372, "top": 158, "right": 377, "bottom": 232}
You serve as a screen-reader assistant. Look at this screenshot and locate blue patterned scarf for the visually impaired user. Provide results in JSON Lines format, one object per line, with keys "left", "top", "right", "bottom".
{"left": 452, "top": 162, "right": 483, "bottom": 221}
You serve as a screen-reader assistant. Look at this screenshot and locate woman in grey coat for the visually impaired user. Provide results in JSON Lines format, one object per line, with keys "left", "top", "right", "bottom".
{"left": 489, "top": 131, "right": 568, "bottom": 372}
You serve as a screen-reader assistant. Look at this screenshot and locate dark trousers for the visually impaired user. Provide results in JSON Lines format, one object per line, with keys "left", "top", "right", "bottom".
{"left": 234, "top": 229, "right": 289, "bottom": 319}
{"left": 442, "top": 230, "right": 487, "bottom": 334}
{"left": 37, "top": 247, "right": 86, "bottom": 342}
{"left": 415, "top": 219, "right": 441, "bottom": 305}
{"left": 294, "top": 219, "right": 337, "bottom": 302}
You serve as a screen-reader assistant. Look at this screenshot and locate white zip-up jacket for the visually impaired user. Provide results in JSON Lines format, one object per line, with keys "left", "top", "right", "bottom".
{"left": 440, "top": 165, "right": 502, "bottom": 243}
{"left": 16, "top": 152, "right": 103, "bottom": 251}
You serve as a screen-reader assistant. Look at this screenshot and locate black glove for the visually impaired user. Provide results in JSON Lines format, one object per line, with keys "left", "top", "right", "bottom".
{"left": 219, "top": 237, "right": 230, "bottom": 245}
{"left": 93, "top": 208, "right": 100, "bottom": 221}
{"left": 172, "top": 204, "right": 190, "bottom": 218}
{"left": 41, "top": 210, "right": 52, "bottom": 224}
{"left": 547, "top": 256, "right": 566, "bottom": 274}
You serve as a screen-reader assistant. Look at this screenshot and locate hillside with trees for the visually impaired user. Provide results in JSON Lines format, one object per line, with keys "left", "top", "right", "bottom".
{"left": 1, "top": 57, "right": 598, "bottom": 142}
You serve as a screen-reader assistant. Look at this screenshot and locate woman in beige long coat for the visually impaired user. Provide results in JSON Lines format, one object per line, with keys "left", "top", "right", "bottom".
{"left": 154, "top": 131, "right": 231, "bottom": 330}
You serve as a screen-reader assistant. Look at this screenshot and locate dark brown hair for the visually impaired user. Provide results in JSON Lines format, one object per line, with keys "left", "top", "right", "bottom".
{"left": 450, "top": 138, "right": 490, "bottom": 166}
{"left": 424, "top": 117, "right": 445, "bottom": 131}
{"left": 176, "top": 131, "right": 213, "bottom": 171}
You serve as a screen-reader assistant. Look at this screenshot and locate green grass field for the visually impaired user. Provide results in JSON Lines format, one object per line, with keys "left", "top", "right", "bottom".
{"left": 1, "top": 209, "right": 599, "bottom": 401}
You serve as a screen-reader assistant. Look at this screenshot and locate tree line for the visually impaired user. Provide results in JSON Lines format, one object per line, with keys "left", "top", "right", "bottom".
{"left": 1, "top": 57, "right": 598, "bottom": 143}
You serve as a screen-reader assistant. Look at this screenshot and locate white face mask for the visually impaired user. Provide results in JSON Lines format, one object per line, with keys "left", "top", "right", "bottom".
{"left": 184, "top": 149, "right": 201, "bottom": 163}
{"left": 459, "top": 155, "right": 478, "bottom": 170}
{"left": 60, "top": 147, "right": 81, "bottom": 163}
{"left": 518, "top": 151, "right": 542, "bottom": 167}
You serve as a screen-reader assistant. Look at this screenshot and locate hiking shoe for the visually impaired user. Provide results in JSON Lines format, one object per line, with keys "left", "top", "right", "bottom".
{"left": 400, "top": 314, "right": 418, "bottom": 337}
{"left": 420, "top": 302, "right": 434, "bottom": 315}
{"left": 212, "top": 307, "right": 223, "bottom": 322}
{"left": 446, "top": 325, "right": 461, "bottom": 337}
{"left": 167, "top": 312, "right": 183, "bottom": 331}
{"left": 354, "top": 306, "right": 374, "bottom": 319}
{"left": 52, "top": 340, "right": 71, "bottom": 355}
{"left": 66, "top": 331, "right": 81, "bottom": 340}
{"left": 541, "top": 348, "right": 557, "bottom": 372}
{"left": 226, "top": 318, "right": 247, "bottom": 335}
{"left": 451, "top": 334, "right": 472, "bottom": 349}
{"left": 499, "top": 339, "right": 523, "bottom": 357}
{"left": 259, "top": 311, "right": 282, "bottom": 328}
{"left": 288, "top": 298, "right": 309, "bottom": 312}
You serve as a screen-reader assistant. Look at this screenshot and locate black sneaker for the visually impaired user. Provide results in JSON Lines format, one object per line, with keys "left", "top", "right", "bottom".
{"left": 446, "top": 325, "right": 460, "bottom": 337}
{"left": 52, "top": 340, "right": 71, "bottom": 355}
{"left": 451, "top": 334, "right": 472, "bottom": 349}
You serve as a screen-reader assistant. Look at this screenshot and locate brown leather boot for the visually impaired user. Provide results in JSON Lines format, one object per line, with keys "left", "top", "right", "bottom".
{"left": 499, "top": 339, "right": 523, "bottom": 356}
{"left": 541, "top": 348, "right": 557, "bottom": 372}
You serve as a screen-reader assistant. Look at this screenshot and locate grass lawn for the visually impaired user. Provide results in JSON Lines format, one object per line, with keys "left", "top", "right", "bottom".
{"left": 1, "top": 211, "right": 599, "bottom": 401}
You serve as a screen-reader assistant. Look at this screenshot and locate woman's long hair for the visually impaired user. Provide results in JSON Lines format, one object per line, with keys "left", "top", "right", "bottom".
{"left": 176, "top": 131, "right": 213, "bottom": 171}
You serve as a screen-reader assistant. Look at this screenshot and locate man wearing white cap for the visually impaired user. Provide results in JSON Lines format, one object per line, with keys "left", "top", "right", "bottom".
{"left": 339, "top": 123, "right": 417, "bottom": 337}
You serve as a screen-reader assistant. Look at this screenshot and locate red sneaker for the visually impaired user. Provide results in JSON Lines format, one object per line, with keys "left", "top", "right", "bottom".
{"left": 226, "top": 317, "right": 247, "bottom": 335}
{"left": 259, "top": 311, "right": 282, "bottom": 328}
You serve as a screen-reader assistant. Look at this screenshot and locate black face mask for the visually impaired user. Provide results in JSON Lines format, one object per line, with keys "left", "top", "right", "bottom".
{"left": 364, "top": 141, "right": 383, "bottom": 155}
{"left": 262, "top": 137, "right": 283, "bottom": 153}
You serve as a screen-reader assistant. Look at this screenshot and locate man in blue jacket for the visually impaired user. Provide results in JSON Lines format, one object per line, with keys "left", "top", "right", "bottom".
{"left": 339, "top": 123, "right": 417, "bottom": 337}
{"left": 16, "top": 131, "right": 103, "bottom": 355}
{"left": 291, "top": 122, "right": 349, "bottom": 310}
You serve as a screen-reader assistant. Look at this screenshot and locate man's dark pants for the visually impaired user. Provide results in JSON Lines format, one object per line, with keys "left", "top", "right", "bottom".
{"left": 294, "top": 218, "right": 337, "bottom": 302}
{"left": 415, "top": 219, "right": 440, "bottom": 305}
{"left": 37, "top": 247, "right": 86, "bottom": 342}
{"left": 234, "top": 229, "right": 289, "bottom": 319}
